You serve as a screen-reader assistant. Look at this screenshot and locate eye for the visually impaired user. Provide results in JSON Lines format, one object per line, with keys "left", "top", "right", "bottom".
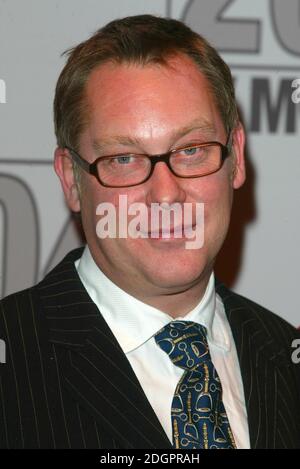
{"left": 182, "top": 147, "right": 198, "bottom": 156}
{"left": 115, "top": 155, "right": 135, "bottom": 164}
{"left": 177, "top": 146, "right": 205, "bottom": 157}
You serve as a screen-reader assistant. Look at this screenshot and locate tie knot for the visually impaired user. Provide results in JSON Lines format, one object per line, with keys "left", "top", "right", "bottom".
{"left": 154, "top": 321, "right": 210, "bottom": 370}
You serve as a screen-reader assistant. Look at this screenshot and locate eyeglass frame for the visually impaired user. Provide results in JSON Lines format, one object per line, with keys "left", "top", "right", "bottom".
{"left": 65, "top": 130, "right": 233, "bottom": 188}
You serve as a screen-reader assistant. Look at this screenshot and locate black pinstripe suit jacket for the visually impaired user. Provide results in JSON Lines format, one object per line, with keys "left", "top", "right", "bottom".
{"left": 0, "top": 248, "right": 300, "bottom": 449}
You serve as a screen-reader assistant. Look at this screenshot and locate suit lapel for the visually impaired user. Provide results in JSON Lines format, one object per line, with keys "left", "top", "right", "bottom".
{"left": 216, "top": 281, "right": 292, "bottom": 449}
{"left": 40, "top": 249, "right": 294, "bottom": 448}
{"left": 40, "top": 248, "right": 171, "bottom": 449}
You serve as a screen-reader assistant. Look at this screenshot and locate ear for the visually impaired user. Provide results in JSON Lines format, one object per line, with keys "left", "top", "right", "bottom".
{"left": 231, "top": 123, "right": 246, "bottom": 189}
{"left": 54, "top": 147, "right": 81, "bottom": 212}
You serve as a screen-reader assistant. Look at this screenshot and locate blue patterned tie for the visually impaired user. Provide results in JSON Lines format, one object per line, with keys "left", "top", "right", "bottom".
{"left": 154, "top": 321, "right": 236, "bottom": 449}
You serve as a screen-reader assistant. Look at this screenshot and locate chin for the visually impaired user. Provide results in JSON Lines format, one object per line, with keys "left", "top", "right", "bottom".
{"left": 144, "top": 255, "right": 210, "bottom": 290}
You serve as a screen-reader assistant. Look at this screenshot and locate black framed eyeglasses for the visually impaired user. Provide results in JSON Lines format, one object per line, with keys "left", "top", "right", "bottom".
{"left": 66, "top": 131, "right": 232, "bottom": 188}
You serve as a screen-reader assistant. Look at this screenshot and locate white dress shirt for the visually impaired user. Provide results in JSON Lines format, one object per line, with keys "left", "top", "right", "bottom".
{"left": 75, "top": 246, "right": 250, "bottom": 448}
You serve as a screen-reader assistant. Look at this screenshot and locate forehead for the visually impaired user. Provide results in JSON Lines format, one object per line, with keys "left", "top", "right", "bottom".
{"left": 83, "top": 55, "right": 223, "bottom": 143}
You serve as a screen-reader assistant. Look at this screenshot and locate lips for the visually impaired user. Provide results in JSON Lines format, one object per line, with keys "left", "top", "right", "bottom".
{"left": 141, "top": 225, "right": 196, "bottom": 238}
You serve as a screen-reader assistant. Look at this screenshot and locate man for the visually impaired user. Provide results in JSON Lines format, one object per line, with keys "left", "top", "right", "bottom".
{"left": 0, "top": 15, "right": 299, "bottom": 449}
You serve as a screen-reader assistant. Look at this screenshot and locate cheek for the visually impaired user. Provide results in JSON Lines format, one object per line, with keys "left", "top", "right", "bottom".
{"left": 189, "top": 171, "right": 232, "bottom": 207}
{"left": 188, "top": 174, "right": 233, "bottom": 236}
{"left": 79, "top": 179, "right": 111, "bottom": 235}
{"left": 205, "top": 184, "right": 233, "bottom": 251}
{"left": 80, "top": 182, "right": 143, "bottom": 243}
{"left": 208, "top": 180, "right": 232, "bottom": 212}
{"left": 81, "top": 176, "right": 119, "bottom": 208}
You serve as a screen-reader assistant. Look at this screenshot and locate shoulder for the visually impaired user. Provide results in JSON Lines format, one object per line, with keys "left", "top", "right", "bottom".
{"left": 216, "top": 279, "right": 300, "bottom": 344}
{"left": 0, "top": 247, "right": 84, "bottom": 340}
{"left": 0, "top": 285, "right": 40, "bottom": 340}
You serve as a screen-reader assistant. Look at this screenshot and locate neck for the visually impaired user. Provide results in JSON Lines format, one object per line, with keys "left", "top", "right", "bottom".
{"left": 102, "top": 262, "right": 212, "bottom": 318}
{"left": 141, "top": 279, "right": 211, "bottom": 318}
{"left": 86, "top": 243, "right": 213, "bottom": 318}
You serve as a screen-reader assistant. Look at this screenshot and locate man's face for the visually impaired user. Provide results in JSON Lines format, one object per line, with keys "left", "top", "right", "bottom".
{"left": 56, "top": 55, "right": 245, "bottom": 302}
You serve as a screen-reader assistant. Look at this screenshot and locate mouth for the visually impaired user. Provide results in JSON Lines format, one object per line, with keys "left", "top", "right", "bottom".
{"left": 141, "top": 225, "right": 197, "bottom": 239}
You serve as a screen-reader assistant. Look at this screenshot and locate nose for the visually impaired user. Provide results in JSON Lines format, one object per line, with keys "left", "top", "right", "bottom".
{"left": 145, "top": 161, "right": 186, "bottom": 206}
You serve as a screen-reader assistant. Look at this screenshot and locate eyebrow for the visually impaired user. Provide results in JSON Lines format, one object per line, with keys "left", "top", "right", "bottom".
{"left": 92, "top": 118, "right": 217, "bottom": 154}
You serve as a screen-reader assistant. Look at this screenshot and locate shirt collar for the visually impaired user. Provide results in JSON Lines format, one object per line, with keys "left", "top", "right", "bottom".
{"left": 75, "top": 245, "right": 230, "bottom": 353}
